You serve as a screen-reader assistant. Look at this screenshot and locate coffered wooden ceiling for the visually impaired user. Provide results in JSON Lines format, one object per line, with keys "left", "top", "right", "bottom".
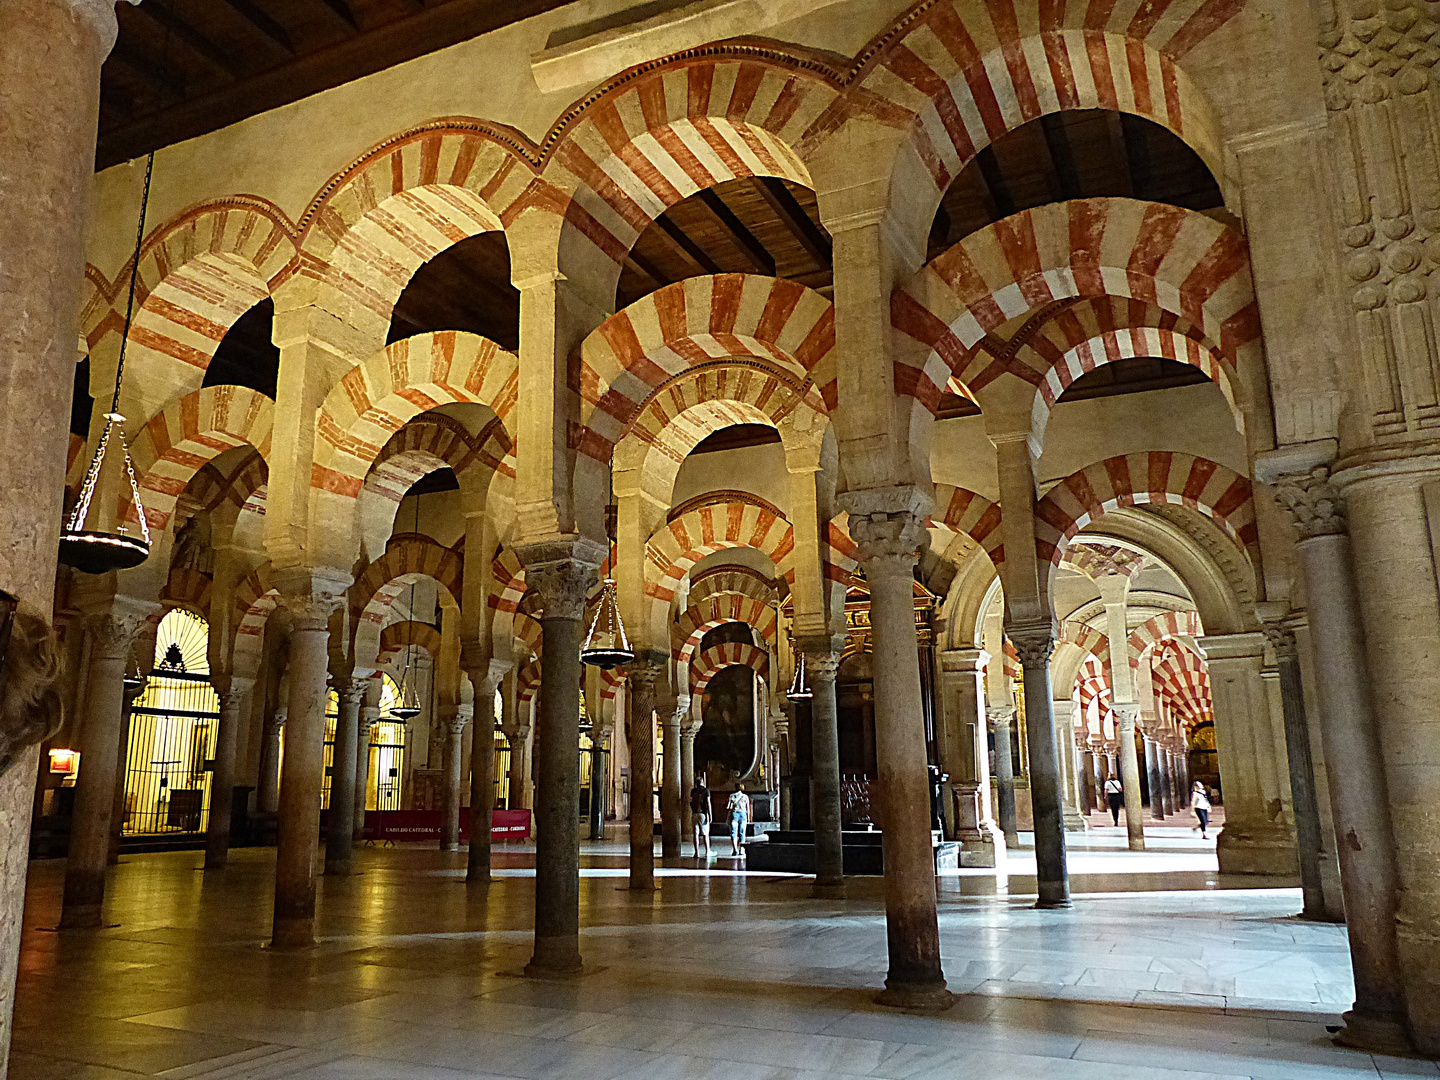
{"left": 98, "top": 0, "right": 573, "bottom": 169}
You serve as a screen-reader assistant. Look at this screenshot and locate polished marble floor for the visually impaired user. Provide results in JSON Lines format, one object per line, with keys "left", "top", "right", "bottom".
{"left": 12, "top": 824, "right": 1437, "bottom": 1080}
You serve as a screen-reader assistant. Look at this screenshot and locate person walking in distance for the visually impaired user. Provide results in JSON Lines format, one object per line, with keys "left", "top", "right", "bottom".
{"left": 1103, "top": 775, "right": 1124, "bottom": 826}
{"left": 689, "top": 779, "right": 712, "bottom": 859}
{"left": 726, "top": 786, "right": 751, "bottom": 857}
{"left": 1191, "top": 780, "right": 1212, "bottom": 839}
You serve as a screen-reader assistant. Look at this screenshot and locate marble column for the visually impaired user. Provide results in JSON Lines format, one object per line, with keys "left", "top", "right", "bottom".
{"left": 938, "top": 649, "right": 1003, "bottom": 867}
{"left": 204, "top": 675, "right": 255, "bottom": 870}
{"left": 0, "top": 3, "right": 127, "bottom": 1065}
{"left": 989, "top": 706, "right": 1019, "bottom": 848}
{"left": 1080, "top": 748, "right": 1098, "bottom": 815}
{"left": 440, "top": 707, "right": 469, "bottom": 852}
{"left": 588, "top": 723, "right": 609, "bottom": 841}
{"left": 1010, "top": 626, "right": 1070, "bottom": 908}
{"left": 680, "top": 718, "right": 698, "bottom": 848}
{"left": 467, "top": 662, "right": 506, "bottom": 883}
{"left": 1199, "top": 633, "right": 1296, "bottom": 876}
{"left": 61, "top": 597, "right": 156, "bottom": 928}
{"left": 1263, "top": 453, "right": 1409, "bottom": 1049}
{"left": 1053, "top": 697, "right": 1087, "bottom": 832}
{"left": 1144, "top": 735, "right": 1165, "bottom": 821}
{"left": 326, "top": 681, "right": 364, "bottom": 876}
{"left": 257, "top": 707, "right": 285, "bottom": 815}
{"left": 271, "top": 575, "right": 347, "bottom": 949}
{"left": 625, "top": 655, "right": 663, "bottom": 891}
{"left": 506, "top": 724, "right": 530, "bottom": 811}
{"left": 845, "top": 505, "right": 954, "bottom": 1009}
{"left": 354, "top": 681, "right": 377, "bottom": 842}
{"left": 660, "top": 699, "right": 683, "bottom": 862}
{"left": 800, "top": 639, "right": 845, "bottom": 897}
{"left": 523, "top": 548, "right": 599, "bottom": 976}
{"left": 1261, "top": 621, "right": 1331, "bottom": 924}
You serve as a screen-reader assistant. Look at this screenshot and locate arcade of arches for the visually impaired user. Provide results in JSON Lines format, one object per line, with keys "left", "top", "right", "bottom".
{"left": 3, "top": 0, "right": 1440, "bottom": 1076}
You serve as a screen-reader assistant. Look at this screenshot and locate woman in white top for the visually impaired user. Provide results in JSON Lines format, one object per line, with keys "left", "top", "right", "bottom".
{"left": 1191, "top": 780, "right": 1212, "bottom": 838}
{"left": 726, "top": 788, "right": 751, "bottom": 856}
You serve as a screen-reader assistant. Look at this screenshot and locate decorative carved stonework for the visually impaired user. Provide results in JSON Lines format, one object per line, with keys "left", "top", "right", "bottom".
{"left": 847, "top": 511, "right": 927, "bottom": 574}
{"left": 524, "top": 560, "right": 598, "bottom": 621}
{"left": 987, "top": 705, "right": 1016, "bottom": 728}
{"left": 1273, "top": 467, "right": 1348, "bottom": 538}
{"left": 1008, "top": 628, "right": 1056, "bottom": 668}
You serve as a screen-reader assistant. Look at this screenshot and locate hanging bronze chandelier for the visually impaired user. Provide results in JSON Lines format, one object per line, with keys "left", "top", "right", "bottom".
{"left": 786, "top": 651, "right": 812, "bottom": 701}
{"left": 391, "top": 495, "right": 426, "bottom": 721}
{"left": 59, "top": 153, "right": 156, "bottom": 576}
{"left": 580, "top": 577, "right": 634, "bottom": 669}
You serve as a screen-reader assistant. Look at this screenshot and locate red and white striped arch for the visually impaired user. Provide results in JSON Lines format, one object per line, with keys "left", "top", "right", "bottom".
{"left": 543, "top": 56, "right": 838, "bottom": 282}
{"left": 646, "top": 501, "right": 796, "bottom": 609}
{"left": 691, "top": 642, "right": 771, "bottom": 697}
{"left": 377, "top": 620, "right": 443, "bottom": 665}
{"left": 928, "top": 485, "right": 1005, "bottom": 565}
{"left": 488, "top": 547, "right": 529, "bottom": 654}
{"left": 298, "top": 122, "right": 542, "bottom": 360}
{"left": 367, "top": 414, "right": 513, "bottom": 506}
{"left": 849, "top": 0, "right": 1232, "bottom": 252}
{"left": 893, "top": 199, "right": 1258, "bottom": 412}
{"left": 161, "top": 567, "right": 212, "bottom": 616}
{"left": 231, "top": 562, "right": 278, "bottom": 678}
{"left": 81, "top": 198, "right": 298, "bottom": 406}
{"left": 1062, "top": 619, "right": 1112, "bottom": 674}
{"left": 517, "top": 661, "right": 541, "bottom": 707}
{"left": 1077, "top": 654, "right": 1114, "bottom": 742}
{"left": 822, "top": 516, "right": 861, "bottom": 615}
{"left": 686, "top": 566, "right": 777, "bottom": 610}
{"left": 128, "top": 385, "right": 274, "bottom": 531}
{"left": 1150, "top": 642, "right": 1212, "bottom": 729}
{"left": 672, "top": 594, "right": 778, "bottom": 666}
{"left": 1128, "top": 610, "right": 1204, "bottom": 668}
{"left": 1024, "top": 298, "right": 1239, "bottom": 444}
{"left": 311, "top": 332, "right": 518, "bottom": 554}
{"left": 577, "top": 275, "right": 834, "bottom": 462}
{"left": 1033, "top": 452, "right": 1257, "bottom": 591}
{"left": 351, "top": 536, "right": 463, "bottom": 630}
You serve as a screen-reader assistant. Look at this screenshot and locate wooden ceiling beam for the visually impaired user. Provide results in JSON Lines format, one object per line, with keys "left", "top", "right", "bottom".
{"left": 317, "top": 0, "right": 360, "bottom": 31}
{"left": 217, "top": 0, "right": 295, "bottom": 55}
{"left": 653, "top": 216, "right": 722, "bottom": 275}
{"left": 133, "top": 3, "right": 244, "bottom": 79}
{"left": 1039, "top": 114, "right": 1081, "bottom": 202}
{"left": 97, "top": 0, "right": 576, "bottom": 169}
{"left": 1104, "top": 112, "right": 1136, "bottom": 198}
{"left": 748, "top": 177, "right": 831, "bottom": 267}
{"left": 696, "top": 190, "right": 775, "bottom": 274}
{"left": 108, "top": 40, "right": 186, "bottom": 100}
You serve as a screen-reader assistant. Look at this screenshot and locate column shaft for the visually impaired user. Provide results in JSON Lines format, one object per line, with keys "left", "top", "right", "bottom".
{"left": 326, "top": 685, "right": 362, "bottom": 876}
{"left": 806, "top": 650, "right": 845, "bottom": 896}
{"left": 660, "top": 710, "right": 682, "bottom": 860}
{"left": 1145, "top": 736, "right": 1164, "bottom": 821}
{"left": 469, "top": 676, "right": 500, "bottom": 882}
{"left": 1117, "top": 712, "right": 1146, "bottom": 849}
{"left": 1013, "top": 634, "right": 1069, "bottom": 907}
{"left": 272, "top": 610, "right": 335, "bottom": 949}
{"left": 991, "top": 710, "right": 1019, "bottom": 847}
{"left": 204, "top": 681, "right": 252, "bottom": 870}
{"left": 680, "top": 728, "right": 696, "bottom": 847}
{"left": 440, "top": 712, "right": 467, "bottom": 851}
{"left": 626, "top": 662, "right": 660, "bottom": 891}
{"left": 353, "top": 691, "right": 374, "bottom": 842}
{"left": 588, "top": 726, "right": 607, "bottom": 841}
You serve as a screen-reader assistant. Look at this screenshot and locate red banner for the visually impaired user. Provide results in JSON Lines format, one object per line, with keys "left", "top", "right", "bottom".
{"left": 322, "top": 808, "right": 532, "bottom": 844}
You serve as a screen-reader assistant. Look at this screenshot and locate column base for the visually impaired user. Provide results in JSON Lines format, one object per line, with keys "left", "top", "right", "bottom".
{"left": 1333, "top": 1009, "right": 1412, "bottom": 1055}
{"left": 957, "top": 832, "right": 997, "bottom": 868}
{"left": 875, "top": 979, "right": 957, "bottom": 1011}
{"left": 466, "top": 869, "right": 492, "bottom": 886}
{"left": 57, "top": 904, "right": 102, "bottom": 930}
{"left": 1216, "top": 824, "right": 1298, "bottom": 876}
{"left": 526, "top": 938, "right": 584, "bottom": 978}
{"left": 324, "top": 859, "right": 352, "bottom": 877}
{"left": 1062, "top": 807, "right": 1089, "bottom": 832}
{"left": 812, "top": 879, "right": 846, "bottom": 899}
{"left": 270, "top": 918, "right": 315, "bottom": 949}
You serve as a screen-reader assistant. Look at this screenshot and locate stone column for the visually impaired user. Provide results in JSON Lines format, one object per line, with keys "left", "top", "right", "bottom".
{"left": 1010, "top": 626, "right": 1070, "bottom": 908}
{"left": 439, "top": 707, "right": 469, "bottom": 851}
{"left": 624, "top": 654, "right": 663, "bottom": 891}
{"left": 989, "top": 706, "right": 1019, "bottom": 847}
{"left": 467, "top": 661, "right": 507, "bottom": 883}
{"left": 1258, "top": 620, "right": 1332, "bottom": 920}
{"left": 204, "top": 675, "right": 254, "bottom": 870}
{"left": 588, "top": 722, "right": 609, "bottom": 841}
{"left": 1080, "top": 748, "right": 1098, "bottom": 815}
{"left": 1144, "top": 735, "right": 1164, "bottom": 821}
{"left": 938, "top": 649, "right": 1004, "bottom": 867}
{"left": 1198, "top": 633, "right": 1296, "bottom": 876}
{"left": 660, "top": 698, "right": 683, "bottom": 862}
{"left": 1260, "top": 452, "right": 1409, "bottom": 1049}
{"left": 800, "top": 639, "right": 846, "bottom": 897}
{"left": 256, "top": 706, "right": 285, "bottom": 815}
{"left": 1095, "top": 576, "right": 1146, "bottom": 850}
{"left": 271, "top": 573, "right": 347, "bottom": 949}
{"left": 844, "top": 504, "right": 954, "bottom": 1009}
{"left": 522, "top": 546, "right": 600, "bottom": 976}
{"left": 354, "top": 680, "right": 377, "bottom": 842}
{"left": 1053, "top": 697, "right": 1087, "bottom": 831}
{"left": 325, "top": 681, "right": 364, "bottom": 876}
{"left": 61, "top": 597, "right": 156, "bottom": 928}
{"left": 680, "top": 718, "right": 698, "bottom": 847}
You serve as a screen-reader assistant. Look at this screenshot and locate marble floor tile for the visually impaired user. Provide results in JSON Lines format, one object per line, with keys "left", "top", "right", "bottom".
{"left": 11, "top": 832, "right": 1437, "bottom": 1080}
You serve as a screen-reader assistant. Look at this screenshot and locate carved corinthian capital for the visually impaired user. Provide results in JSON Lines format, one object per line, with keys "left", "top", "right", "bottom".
{"left": 1007, "top": 621, "right": 1056, "bottom": 668}
{"left": 518, "top": 537, "right": 604, "bottom": 621}
{"left": 84, "top": 596, "right": 160, "bottom": 659}
{"left": 1273, "top": 467, "right": 1347, "bottom": 539}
